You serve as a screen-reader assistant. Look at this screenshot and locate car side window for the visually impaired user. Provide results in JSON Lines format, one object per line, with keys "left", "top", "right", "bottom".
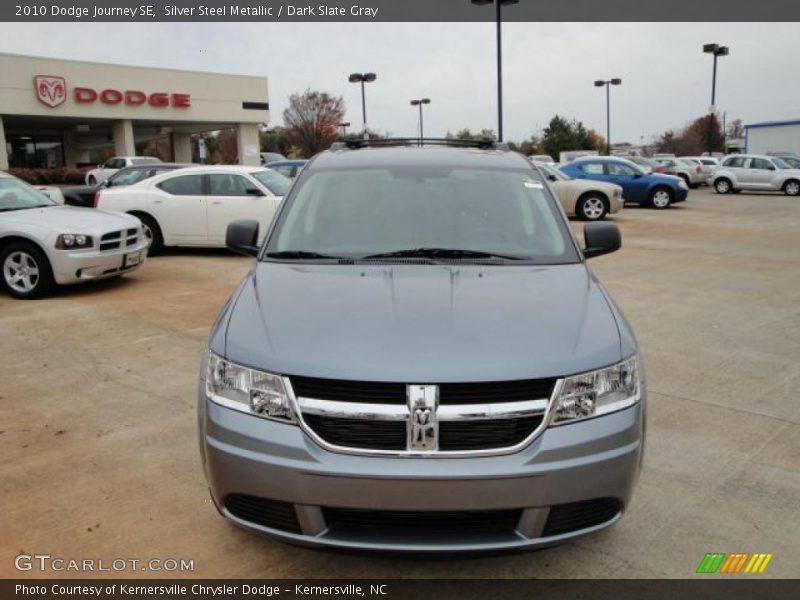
{"left": 750, "top": 158, "right": 773, "bottom": 170}
{"left": 724, "top": 156, "right": 746, "bottom": 168}
{"left": 273, "top": 166, "right": 294, "bottom": 178}
{"left": 106, "top": 158, "right": 124, "bottom": 169}
{"left": 208, "top": 174, "right": 253, "bottom": 196}
{"left": 157, "top": 174, "right": 204, "bottom": 196}
{"left": 607, "top": 163, "right": 636, "bottom": 177}
{"left": 580, "top": 162, "right": 604, "bottom": 175}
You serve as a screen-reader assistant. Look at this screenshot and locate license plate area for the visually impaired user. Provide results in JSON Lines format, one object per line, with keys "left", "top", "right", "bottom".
{"left": 123, "top": 252, "right": 141, "bottom": 268}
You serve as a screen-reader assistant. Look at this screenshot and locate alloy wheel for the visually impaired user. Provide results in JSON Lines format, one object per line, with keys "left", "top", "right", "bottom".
{"left": 785, "top": 181, "right": 800, "bottom": 196}
{"left": 582, "top": 197, "right": 606, "bottom": 220}
{"left": 3, "top": 251, "right": 40, "bottom": 293}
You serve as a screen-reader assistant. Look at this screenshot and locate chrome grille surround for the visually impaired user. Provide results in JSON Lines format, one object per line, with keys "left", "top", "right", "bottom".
{"left": 286, "top": 377, "right": 562, "bottom": 458}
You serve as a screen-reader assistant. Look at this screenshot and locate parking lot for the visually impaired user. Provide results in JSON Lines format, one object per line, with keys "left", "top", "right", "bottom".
{"left": 1, "top": 187, "right": 798, "bottom": 578}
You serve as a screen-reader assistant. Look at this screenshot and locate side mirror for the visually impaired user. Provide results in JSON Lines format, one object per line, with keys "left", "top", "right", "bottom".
{"left": 226, "top": 219, "right": 260, "bottom": 257}
{"left": 245, "top": 187, "right": 265, "bottom": 196}
{"left": 547, "top": 174, "right": 558, "bottom": 182}
{"left": 583, "top": 222, "right": 621, "bottom": 259}
{"left": 633, "top": 172, "right": 643, "bottom": 178}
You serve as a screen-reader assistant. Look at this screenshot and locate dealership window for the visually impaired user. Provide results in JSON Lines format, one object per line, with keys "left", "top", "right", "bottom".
{"left": 7, "top": 134, "right": 65, "bottom": 169}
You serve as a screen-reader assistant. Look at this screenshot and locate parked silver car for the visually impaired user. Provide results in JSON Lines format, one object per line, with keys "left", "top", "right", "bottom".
{"left": 198, "top": 139, "right": 646, "bottom": 553}
{"left": 712, "top": 154, "right": 800, "bottom": 196}
{"left": 654, "top": 157, "right": 708, "bottom": 188}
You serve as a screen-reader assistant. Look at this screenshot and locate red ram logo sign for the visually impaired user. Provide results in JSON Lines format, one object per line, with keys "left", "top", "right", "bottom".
{"left": 34, "top": 75, "right": 67, "bottom": 108}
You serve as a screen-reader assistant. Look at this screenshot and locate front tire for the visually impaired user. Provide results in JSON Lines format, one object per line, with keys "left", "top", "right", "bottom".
{"left": 576, "top": 194, "right": 608, "bottom": 221}
{"left": 783, "top": 179, "right": 800, "bottom": 197}
{"left": 649, "top": 187, "right": 673, "bottom": 209}
{"left": 133, "top": 213, "right": 164, "bottom": 255}
{"left": 714, "top": 178, "right": 733, "bottom": 194}
{"left": 1, "top": 242, "right": 55, "bottom": 299}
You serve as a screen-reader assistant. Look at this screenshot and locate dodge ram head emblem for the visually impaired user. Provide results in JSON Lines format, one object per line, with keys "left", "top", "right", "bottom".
{"left": 34, "top": 75, "right": 67, "bottom": 108}
{"left": 407, "top": 385, "right": 438, "bottom": 451}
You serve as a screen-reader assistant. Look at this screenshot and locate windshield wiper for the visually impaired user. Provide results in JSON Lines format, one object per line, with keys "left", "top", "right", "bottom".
{"left": 265, "top": 250, "right": 344, "bottom": 260}
{"left": 362, "top": 247, "right": 527, "bottom": 261}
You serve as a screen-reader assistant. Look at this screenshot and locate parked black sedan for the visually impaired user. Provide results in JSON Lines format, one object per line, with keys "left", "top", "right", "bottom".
{"left": 63, "top": 163, "right": 192, "bottom": 207}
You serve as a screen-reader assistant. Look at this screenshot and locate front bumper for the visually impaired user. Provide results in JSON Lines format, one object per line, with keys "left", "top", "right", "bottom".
{"left": 49, "top": 240, "right": 149, "bottom": 285}
{"left": 198, "top": 385, "right": 645, "bottom": 553}
{"left": 674, "top": 187, "right": 689, "bottom": 202}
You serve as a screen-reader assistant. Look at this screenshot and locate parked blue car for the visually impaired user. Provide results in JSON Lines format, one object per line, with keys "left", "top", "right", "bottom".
{"left": 264, "top": 159, "right": 308, "bottom": 179}
{"left": 560, "top": 157, "right": 689, "bottom": 208}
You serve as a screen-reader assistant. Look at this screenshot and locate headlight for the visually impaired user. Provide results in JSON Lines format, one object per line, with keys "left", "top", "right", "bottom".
{"left": 205, "top": 352, "right": 295, "bottom": 423}
{"left": 551, "top": 356, "right": 640, "bottom": 425}
{"left": 55, "top": 233, "right": 93, "bottom": 249}
{"left": 677, "top": 178, "right": 689, "bottom": 190}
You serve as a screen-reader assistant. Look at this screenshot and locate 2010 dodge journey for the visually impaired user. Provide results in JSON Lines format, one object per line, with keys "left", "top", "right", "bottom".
{"left": 198, "top": 139, "right": 646, "bottom": 553}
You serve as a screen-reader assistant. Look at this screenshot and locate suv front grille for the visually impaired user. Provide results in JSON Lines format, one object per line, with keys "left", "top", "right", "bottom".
{"left": 439, "top": 416, "right": 543, "bottom": 451}
{"left": 303, "top": 415, "right": 406, "bottom": 451}
{"left": 290, "top": 376, "right": 556, "bottom": 405}
{"left": 292, "top": 376, "right": 554, "bottom": 455}
{"left": 302, "top": 414, "right": 544, "bottom": 452}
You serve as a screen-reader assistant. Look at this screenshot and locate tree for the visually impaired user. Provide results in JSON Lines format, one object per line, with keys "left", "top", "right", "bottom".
{"left": 283, "top": 90, "right": 346, "bottom": 157}
{"left": 656, "top": 114, "right": 725, "bottom": 155}
{"left": 212, "top": 128, "right": 238, "bottom": 164}
{"left": 585, "top": 129, "right": 606, "bottom": 153}
{"left": 260, "top": 127, "right": 292, "bottom": 157}
{"left": 446, "top": 128, "right": 497, "bottom": 141}
{"left": 727, "top": 118, "right": 744, "bottom": 139}
{"left": 540, "top": 115, "right": 595, "bottom": 158}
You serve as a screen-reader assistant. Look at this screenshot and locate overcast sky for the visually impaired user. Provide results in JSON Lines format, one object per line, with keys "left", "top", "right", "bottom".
{"left": 1, "top": 22, "right": 798, "bottom": 144}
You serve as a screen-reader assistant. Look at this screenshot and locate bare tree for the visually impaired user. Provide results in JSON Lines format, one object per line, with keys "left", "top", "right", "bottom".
{"left": 283, "top": 90, "right": 346, "bottom": 157}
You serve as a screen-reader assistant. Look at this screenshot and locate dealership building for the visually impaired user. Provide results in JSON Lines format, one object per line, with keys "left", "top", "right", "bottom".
{"left": 743, "top": 119, "right": 800, "bottom": 155}
{"left": 0, "top": 53, "right": 269, "bottom": 170}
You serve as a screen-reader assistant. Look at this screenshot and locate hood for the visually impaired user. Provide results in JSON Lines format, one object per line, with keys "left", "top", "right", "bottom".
{"left": 222, "top": 263, "right": 624, "bottom": 382}
{"left": 1, "top": 205, "right": 139, "bottom": 234}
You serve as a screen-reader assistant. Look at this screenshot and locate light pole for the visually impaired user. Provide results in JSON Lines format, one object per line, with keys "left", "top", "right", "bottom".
{"left": 594, "top": 78, "right": 622, "bottom": 156}
{"left": 339, "top": 122, "right": 350, "bottom": 137}
{"left": 410, "top": 98, "right": 431, "bottom": 145}
{"left": 471, "top": 0, "right": 518, "bottom": 142}
{"left": 348, "top": 72, "right": 377, "bottom": 140}
{"left": 703, "top": 43, "right": 729, "bottom": 155}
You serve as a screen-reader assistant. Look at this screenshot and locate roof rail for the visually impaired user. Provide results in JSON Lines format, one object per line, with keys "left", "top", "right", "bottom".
{"left": 329, "top": 137, "right": 509, "bottom": 152}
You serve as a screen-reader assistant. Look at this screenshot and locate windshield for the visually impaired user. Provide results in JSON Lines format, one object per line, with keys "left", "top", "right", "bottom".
{"left": 265, "top": 166, "right": 579, "bottom": 264}
{"left": 0, "top": 178, "right": 57, "bottom": 212}
{"left": 130, "top": 157, "right": 161, "bottom": 165}
{"left": 252, "top": 169, "right": 292, "bottom": 196}
{"left": 772, "top": 157, "right": 792, "bottom": 169}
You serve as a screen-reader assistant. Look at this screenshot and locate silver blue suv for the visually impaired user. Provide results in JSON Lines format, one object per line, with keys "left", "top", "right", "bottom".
{"left": 198, "top": 139, "right": 646, "bottom": 553}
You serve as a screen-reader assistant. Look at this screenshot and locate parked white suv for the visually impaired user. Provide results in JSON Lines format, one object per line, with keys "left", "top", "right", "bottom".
{"left": 85, "top": 156, "right": 162, "bottom": 185}
{"left": 712, "top": 154, "right": 800, "bottom": 196}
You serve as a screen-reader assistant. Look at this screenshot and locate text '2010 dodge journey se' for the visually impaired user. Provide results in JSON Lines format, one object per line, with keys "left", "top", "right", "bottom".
{"left": 198, "top": 138, "right": 646, "bottom": 553}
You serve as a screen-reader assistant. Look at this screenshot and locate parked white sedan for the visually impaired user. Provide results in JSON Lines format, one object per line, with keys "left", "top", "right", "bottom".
{"left": 1, "top": 172, "right": 148, "bottom": 299}
{"left": 85, "top": 156, "right": 163, "bottom": 186}
{"left": 95, "top": 166, "right": 291, "bottom": 254}
{"left": 535, "top": 162, "right": 624, "bottom": 220}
